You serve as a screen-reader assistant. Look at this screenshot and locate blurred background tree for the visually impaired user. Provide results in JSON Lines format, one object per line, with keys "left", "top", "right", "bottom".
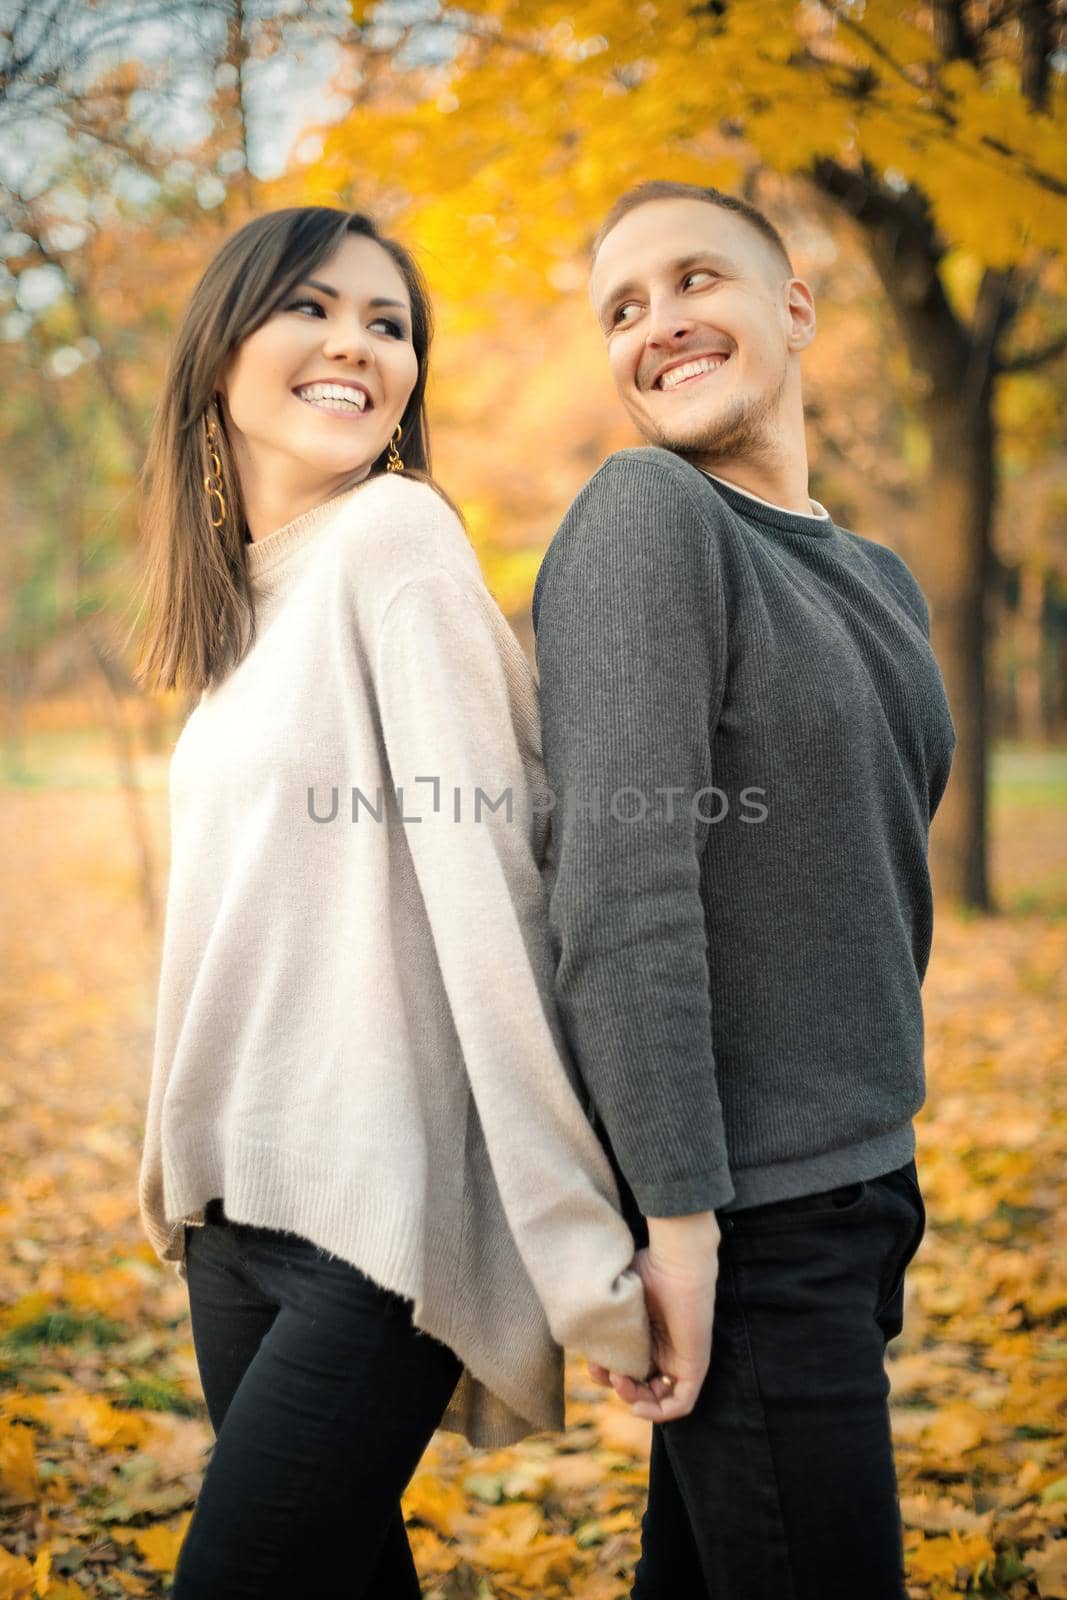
{"left": 1, "top": 0, "right": 1064, "bottom": 916}
{"left": 306, "top": 0, "right": 1067, "bottom": 905}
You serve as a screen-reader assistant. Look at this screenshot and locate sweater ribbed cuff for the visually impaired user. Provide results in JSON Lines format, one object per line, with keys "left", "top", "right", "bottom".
{"left": 631, "top": 1167, "right": 736, "bottom": 1217}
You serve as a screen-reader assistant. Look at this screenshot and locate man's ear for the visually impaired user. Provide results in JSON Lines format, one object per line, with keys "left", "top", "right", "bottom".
{"left": 785, "top": 277, "right": 816, "bottom": 353}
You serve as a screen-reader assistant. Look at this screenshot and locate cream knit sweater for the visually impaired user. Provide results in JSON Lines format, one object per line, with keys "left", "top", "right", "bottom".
{"left": 138, "top": 471, "right": 651, "bottom": 1447}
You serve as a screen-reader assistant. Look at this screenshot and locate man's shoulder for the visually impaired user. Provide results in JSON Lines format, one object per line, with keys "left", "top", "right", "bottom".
{"left": 837, "top": 526, "right": 930, "bottom": 631}
{"left": 570, "top": 445, "right": 723, "bottom": 512}
{"left": 542, "top": 447, "right": 726, "bottom": 562}
{"left": 532, "top": 448, "right": 728, "bottom": 626}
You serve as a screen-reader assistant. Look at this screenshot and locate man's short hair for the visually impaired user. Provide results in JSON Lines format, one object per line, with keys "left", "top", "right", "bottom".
{"left": 591, "top": 181, "right": 794, "bottom": 280}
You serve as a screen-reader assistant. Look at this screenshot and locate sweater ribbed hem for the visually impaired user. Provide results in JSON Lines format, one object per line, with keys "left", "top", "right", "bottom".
{"left": 630, "top": 1165, "right": 736, "bottom": 1217}
{"left": 717, "top": 1121, "right": 917, "bottom": 1214}
{"left": 161, "top": 1127, "right": 561, "bottom": 1445}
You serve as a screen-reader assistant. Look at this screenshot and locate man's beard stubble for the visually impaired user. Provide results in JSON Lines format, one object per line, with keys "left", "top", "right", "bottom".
{"left": 637, "top": 366, "right": 787, "bottom": 471}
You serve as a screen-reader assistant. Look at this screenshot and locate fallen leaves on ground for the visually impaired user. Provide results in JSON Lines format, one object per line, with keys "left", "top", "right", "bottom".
{"left": 0, "top": 788, "right": 1063, "bottom": 1598}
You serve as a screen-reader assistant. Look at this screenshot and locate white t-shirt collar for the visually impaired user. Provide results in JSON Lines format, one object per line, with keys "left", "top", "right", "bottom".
{"left": 703, "top": 469, "right": 830, "bottom": 521}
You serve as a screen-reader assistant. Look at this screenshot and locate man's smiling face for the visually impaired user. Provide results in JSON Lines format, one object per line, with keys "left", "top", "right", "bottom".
{"left": 590, "top": 198, "right": 811, "bottom": 462}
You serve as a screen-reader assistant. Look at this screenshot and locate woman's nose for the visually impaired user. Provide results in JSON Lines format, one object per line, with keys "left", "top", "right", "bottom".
{"left": 322, "top": 322, "right": 374, "bottom": 363}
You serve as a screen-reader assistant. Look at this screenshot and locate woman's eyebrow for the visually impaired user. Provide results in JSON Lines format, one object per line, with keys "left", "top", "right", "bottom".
{"left": 298, "top": 279, "right": 409, "bottom": 314}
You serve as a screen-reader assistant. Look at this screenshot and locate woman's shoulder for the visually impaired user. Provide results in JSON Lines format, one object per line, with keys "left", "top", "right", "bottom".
{"left": 332, "top": 472, "right": 483, "bottom": 600}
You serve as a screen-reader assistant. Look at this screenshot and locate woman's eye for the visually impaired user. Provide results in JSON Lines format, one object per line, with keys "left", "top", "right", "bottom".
{"left": 285, "top": 301, "right": 407, "bottom": 339}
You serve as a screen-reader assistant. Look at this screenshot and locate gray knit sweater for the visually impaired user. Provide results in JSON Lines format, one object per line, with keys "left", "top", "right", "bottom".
{"left": 531, "top": 446, "right": 957, "bottom": 1216}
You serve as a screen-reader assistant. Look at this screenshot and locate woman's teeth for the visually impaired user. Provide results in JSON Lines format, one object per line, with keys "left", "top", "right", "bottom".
{"left": 296, "top": 383, "right": 369, "bottom": 415}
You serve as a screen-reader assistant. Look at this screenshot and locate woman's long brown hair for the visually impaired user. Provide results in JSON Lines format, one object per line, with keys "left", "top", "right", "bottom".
{"left": 125, "top": 207, "right": 438, "bottom": 697}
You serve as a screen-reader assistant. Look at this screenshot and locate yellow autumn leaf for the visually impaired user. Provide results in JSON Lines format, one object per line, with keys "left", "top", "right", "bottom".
{"left": 0, "top": 1421, "right": 38, "bottom": 1502}
{"left": 405, "top": 1525, "right": 462, "bottom": 1576}
{"left": 0, "top": 1295, "right": 51, "bottom": 1335}
{"left": 110, "top": 1513, "right": 192, "bottom": 1574}
{"left": 29, "top": 1551, "right": 49, "bottom": 1596}
{"left": 921, "top": 1403, "right": 988, "bottom": 1459}
{"left": 401, "top": 1471, "right": 470, "bottom": 1536}
{"left": 475, "top": 1500, "right": 545, "bottom": 1571}
{"left": 908, "top": 1528, "right": 997, "bottom": 1584}
{"left": 0, "top": 1547, "right": 35, "bottom": 1600}
{"left": 60, "top": 1267, "right": 144, "bottom": 1322}
{"left": 5, "top": 1392, "right": 150, "bottom": 1451}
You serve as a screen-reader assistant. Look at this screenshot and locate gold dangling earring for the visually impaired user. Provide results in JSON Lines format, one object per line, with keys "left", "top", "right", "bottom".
{"left": 386, "top": 424, "right": 405, "bottom": 473}
{"left": 204, "top": 404, "right": 227, "bottom": 528}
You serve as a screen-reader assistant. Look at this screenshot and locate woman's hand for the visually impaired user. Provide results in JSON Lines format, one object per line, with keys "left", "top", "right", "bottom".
{"left": 588, "top": 1214, "right": 720, "bottom": 1423}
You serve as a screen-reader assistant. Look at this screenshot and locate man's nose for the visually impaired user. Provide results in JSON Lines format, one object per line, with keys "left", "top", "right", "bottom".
{"left": 645, "top": 300, "right": 696, "bottom": 347}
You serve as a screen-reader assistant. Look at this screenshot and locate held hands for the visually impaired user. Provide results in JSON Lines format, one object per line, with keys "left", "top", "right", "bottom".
{"left": 588, "top": 1211, "right": 720, "bottom": 1423}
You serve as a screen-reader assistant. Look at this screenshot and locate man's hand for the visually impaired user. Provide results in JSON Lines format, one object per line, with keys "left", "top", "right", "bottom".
{"left": 588, "top": 1210, "right": 720, "bottom": 1422}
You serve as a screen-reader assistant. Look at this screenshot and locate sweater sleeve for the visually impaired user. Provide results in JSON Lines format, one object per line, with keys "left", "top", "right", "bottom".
{"left": 864, "top": 541, "right": 956, "bottom": 821}
{"left": 373, "top": 565, "right": 652, "bottom": 1379}
{"left": 532, "top": 456, "right": 735, "bottom": 1216}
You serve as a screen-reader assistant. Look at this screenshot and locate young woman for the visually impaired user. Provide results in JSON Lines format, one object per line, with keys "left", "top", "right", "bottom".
{"left": 130, "top": 206, "right": 652, "bottom": 1598}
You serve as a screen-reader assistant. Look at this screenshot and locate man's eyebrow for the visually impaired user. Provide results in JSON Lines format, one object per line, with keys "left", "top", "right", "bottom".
{"left": 298, "top": 279, "right": 409, "bottom": 314}
{"left": 597, "top": 252, "right": 736, "bottom": 322}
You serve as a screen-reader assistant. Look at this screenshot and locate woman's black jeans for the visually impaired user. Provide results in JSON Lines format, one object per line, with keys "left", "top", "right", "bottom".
{"left": 629, "top": 1159, "right": 928, "bottom": 1600}
{"left": 171, "top": 1198, "right": 463, "bottom": 1599}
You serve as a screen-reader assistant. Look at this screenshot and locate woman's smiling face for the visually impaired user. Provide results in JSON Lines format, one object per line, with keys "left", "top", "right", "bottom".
{"left": 215, "top": 231, "right": 420, "bottom": 505}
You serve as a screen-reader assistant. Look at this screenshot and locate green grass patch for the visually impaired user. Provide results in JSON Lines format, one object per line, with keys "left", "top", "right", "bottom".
{"left": 992, "top": 743, "right": 1067, "bottom": 808}
{"left": 4, "top": 1309, "right": 128, "bottom": 1348}
{"left": 113, "top": 1375, "right": 199, "bottom": 1415}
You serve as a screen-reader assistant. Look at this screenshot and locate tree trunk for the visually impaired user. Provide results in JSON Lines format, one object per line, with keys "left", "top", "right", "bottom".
{"left": 811, "top": 158, "right": 1004, "bottom": 909}
{"left": 919, "top": 389, "right": 994, "bottom": 908}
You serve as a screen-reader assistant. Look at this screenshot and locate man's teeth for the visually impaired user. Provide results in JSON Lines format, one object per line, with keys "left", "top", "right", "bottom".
{"left": 296, "top": 383, "right": 368, "bottom": 411}
{"left": 659, "top": 355, "right": 729, "bottom": 390}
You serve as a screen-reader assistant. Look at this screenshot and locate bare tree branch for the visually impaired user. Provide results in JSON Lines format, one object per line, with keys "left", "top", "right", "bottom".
{"left": 0, "top": 1, "right": 225, "bottom": 119}
{"left": 6, "top": 201, "right": 146, "bottom": 462}
{"left": 996, "top": 329, "right": 1067, "bottom": 372}
{"left": 964, "top": 266, "right": 1020, "bottom": 414}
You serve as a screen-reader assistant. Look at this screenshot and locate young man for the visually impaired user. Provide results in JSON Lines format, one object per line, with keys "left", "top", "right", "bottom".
{"left": 531, "top": 181, "right": 957, "bottom": 1600}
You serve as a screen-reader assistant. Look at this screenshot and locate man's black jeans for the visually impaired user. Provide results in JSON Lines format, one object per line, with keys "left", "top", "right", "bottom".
{"left": 630, "top": 1160, "right": 927, "bottom": 1600}
{"left": 171, "top": 1198, "right": 463, "bottom": 1599}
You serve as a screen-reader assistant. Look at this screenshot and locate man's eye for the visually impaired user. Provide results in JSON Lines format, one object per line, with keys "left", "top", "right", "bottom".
{"left": 613, "top": 303, "right": 638, "bottom": 326}
{"left": 684, "top": 270, "right": 715, "bottom": 288}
